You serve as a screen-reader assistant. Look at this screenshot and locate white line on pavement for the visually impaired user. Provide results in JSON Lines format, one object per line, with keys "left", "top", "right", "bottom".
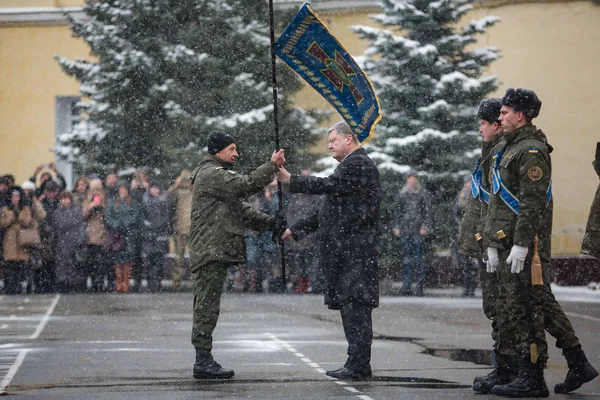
{"left": 0, "top": 295, "right": 60, "bottom": 395}
{"left": 29, "top": 294, "right": 60, "bottom": 340}
{"left": 265, "top": 333, "right": 374, "bottom": 400}
{"left": 0, "top": 350, "right": 27, "bottom": 394}
{"left": 565, "top": 311, "right": 600, "bottom": 322}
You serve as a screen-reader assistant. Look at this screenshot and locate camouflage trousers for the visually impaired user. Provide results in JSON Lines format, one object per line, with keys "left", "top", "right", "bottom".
{"left": 479, "top": 259, "right": 500, "bottom": 351}
{"left": 495, "top": 248, "right": 580, "bottom": 364}
{"left": 190, "top": 261, "right": 230, "bottom": 350}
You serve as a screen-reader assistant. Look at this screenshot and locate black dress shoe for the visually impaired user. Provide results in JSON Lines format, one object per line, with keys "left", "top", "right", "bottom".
{"left": 326, "top": 367, "right": 372, "bottom": 380}
{"left": 326, "top": 366, "right": 346, "bottom": 375}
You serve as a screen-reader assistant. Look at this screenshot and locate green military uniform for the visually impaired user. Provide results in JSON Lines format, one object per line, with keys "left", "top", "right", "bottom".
{"left": 484, "top": 123, "right": 550, "bottom": 365}
{"left": 476, "top": 134, "right": 511, "bottom": 360}
{"left": 457, "top": 169, "right": 483, "bottom": 259}
{"left": 189, "top": 154, "right": 278, "bottom": 350}
{"left": 458, "top": 135, "right": 504, "bottom": 341}
{"left": 483, "top": 123, "right": 586, "bottom": 370}
{"left": 581, "top": 154, "right": 600, "bottom": 258}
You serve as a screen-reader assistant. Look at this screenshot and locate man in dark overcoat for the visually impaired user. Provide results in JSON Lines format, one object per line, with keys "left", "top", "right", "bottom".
{"left": 278, "top": 121, "right": 381, "bottom": 380}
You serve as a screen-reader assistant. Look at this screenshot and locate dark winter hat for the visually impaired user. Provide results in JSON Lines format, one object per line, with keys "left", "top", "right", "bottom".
{"left": 149, "top": 181, "right": 163, "bottom": 191}
{"left": 501, "top": 88, "right": 542, "bottom": 119}
{"left": 207, "top": 131, "right": 235, "bottom": 155}
{"left": 477, "top": 98, "right": 502, "bottom": 123}
{"left": 44, "top": 180, "right": 60, "bottom": 192}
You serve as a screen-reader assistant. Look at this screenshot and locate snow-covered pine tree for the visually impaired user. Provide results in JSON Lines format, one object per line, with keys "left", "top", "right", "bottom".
{"left": 352, "top": 0, "right": 501, "bottom": 268}
{"left": 56, "top": 0, "right": 321, "bottom": 178}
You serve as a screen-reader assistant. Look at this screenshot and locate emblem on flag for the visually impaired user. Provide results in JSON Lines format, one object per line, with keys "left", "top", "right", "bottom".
{"left": 275, "top": 3, "right": 381, "bottom": 144}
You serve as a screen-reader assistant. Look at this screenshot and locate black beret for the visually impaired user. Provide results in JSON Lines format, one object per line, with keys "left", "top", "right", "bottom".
{"left": 477, "top": 98, "right": 502, "bottom": 123}
{"left": 502, "top": 88, "right": 542, "bottom": 119}
{"left": 207, "top": 131, "right": 236, "bottom": 155}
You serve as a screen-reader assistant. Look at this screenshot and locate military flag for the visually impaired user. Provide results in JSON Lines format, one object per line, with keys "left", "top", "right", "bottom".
{"left": 275, "top": 3, "right": 381, "bottom": 144}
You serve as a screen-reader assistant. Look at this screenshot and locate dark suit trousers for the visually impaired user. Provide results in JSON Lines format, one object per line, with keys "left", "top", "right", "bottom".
{"left": 340, "top": 301, "right": 373, "bottom": 370}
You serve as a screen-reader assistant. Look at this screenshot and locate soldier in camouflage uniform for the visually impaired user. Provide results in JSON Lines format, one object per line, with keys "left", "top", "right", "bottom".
{"left": 483, "top": 89, "right": 597, "bottom": 397}
{"left": 458, "top": 98, "right": 519, "bottom": 393}
{"left": 188, "top": 131, "right": 286, "bottom": 379}
{"left": 581, "top": 142, "right": 600, "bottom": 258}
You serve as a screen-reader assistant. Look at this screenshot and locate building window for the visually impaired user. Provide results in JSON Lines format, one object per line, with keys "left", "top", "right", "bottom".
{"left": 54, "top": 96, "right": 80, "bottom": 189}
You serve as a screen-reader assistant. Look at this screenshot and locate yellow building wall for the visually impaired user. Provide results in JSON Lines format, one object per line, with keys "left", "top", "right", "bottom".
{"left": 1, "top": 0, "right": 83, "bottom": 8}
{"left": 0, "top": 24, "right": 88, "bottom": 184}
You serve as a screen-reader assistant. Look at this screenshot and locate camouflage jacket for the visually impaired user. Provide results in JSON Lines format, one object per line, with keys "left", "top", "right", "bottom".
{"left": 457, "top": 133, "right": 504, "bottom": 257}
{"left": 188, "top": 154, "right": 278, "bottom": 268}
{"left": 484, "top": 124, "right": 553, "bottom": 262}
{"left": 581, "top": 166, "right": 600, "bottom": 258}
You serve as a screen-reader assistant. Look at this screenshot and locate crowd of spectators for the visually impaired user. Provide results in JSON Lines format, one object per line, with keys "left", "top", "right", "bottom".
{"left": 0, "top": 164, "right": 324, "bottom": 295}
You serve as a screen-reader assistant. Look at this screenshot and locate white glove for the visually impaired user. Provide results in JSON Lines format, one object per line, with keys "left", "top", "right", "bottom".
{"left": 486, "top": 247, "right": 499, "bottom": 273}
{"left": 507, "top": 245, "right": 528, "bottom": 274}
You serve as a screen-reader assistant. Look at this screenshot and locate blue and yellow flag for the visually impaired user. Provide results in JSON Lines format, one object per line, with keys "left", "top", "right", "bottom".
{"left": 275, "top": 3, "right": 381, "bottom": 144}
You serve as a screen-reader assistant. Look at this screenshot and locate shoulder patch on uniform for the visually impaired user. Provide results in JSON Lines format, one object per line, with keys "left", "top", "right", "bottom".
{"left": 227, "top": 170, "right": 236, "bottom": 175}
{"left": 528, "top": 166, "right": 543, "bottom": 182}
{"left": 528, "top": 147, "right": 539, "bottom": 154}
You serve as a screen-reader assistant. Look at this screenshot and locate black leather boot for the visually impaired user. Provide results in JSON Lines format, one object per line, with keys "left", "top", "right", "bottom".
{"left": 193, "top": 348, "right": 235, "bottom": 379}
{"left": 491, "top": 357, "right": 549, "bottom": 398}
{"left": 473, "top": 352, "right": 517, "bottom": 393}
{"left": 554, "top": 345, "right": 599, "bottom": 393}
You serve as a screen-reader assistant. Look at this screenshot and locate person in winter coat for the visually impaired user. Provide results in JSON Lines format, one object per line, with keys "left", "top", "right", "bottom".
{"left": 20, "top": 181, "right": 46, "bottom": 293}
{"left": 72, "top": 176, "right": 89, "bottom": 209}
{"left": 105, "top": 182, "right": 143, "bottom": 293}
{"left": 189, "top": 131, "right": 286, "bottom": 380}
{"left": 393, "top": 172, "right": 431, "bottom": 296}
{"left": 83, "top": 178, "right": 109, "bottom": 292}
{"left": 581, "top": 142, "right": 600, "bottom": 258}
{"left": 51, "top": 192, "right": 86, "bottom": 293}
{"left": 37, "top": 180, "right": 62, "bottom": 293}
{"left": 257, "top": 182, "right": 285, "bottom": 293}
{"left": 142, "top": 183, "right": 171, "bottom": 293}
{"left": 30, "top": 163, "right": 67, "bottom": 198}
{"left": 0, "top": 188, "right": 45, "bottom": 294}
{"left": 167, "top": 169, "right": 193, "bottom": 290}
{"left": 285, "top": 184, "right": 324, "bottom": 294}
{"left": 278, "top": 121, "right": 381, "bottom": 381}
{"left": 104, "top": 173, "right": 119, "bottom": 200}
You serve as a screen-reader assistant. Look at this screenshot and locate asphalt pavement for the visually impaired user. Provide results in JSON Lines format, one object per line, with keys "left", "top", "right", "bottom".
{"left": 0, "top": 286, "right": 598, "bottom": 399}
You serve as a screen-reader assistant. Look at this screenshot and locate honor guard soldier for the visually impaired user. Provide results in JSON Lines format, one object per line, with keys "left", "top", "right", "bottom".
{"left": 483, "top": 89, "right": 597, "bottom": 397}
{"left": 460, "top": 98, "right": 519, "bottom": 394}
